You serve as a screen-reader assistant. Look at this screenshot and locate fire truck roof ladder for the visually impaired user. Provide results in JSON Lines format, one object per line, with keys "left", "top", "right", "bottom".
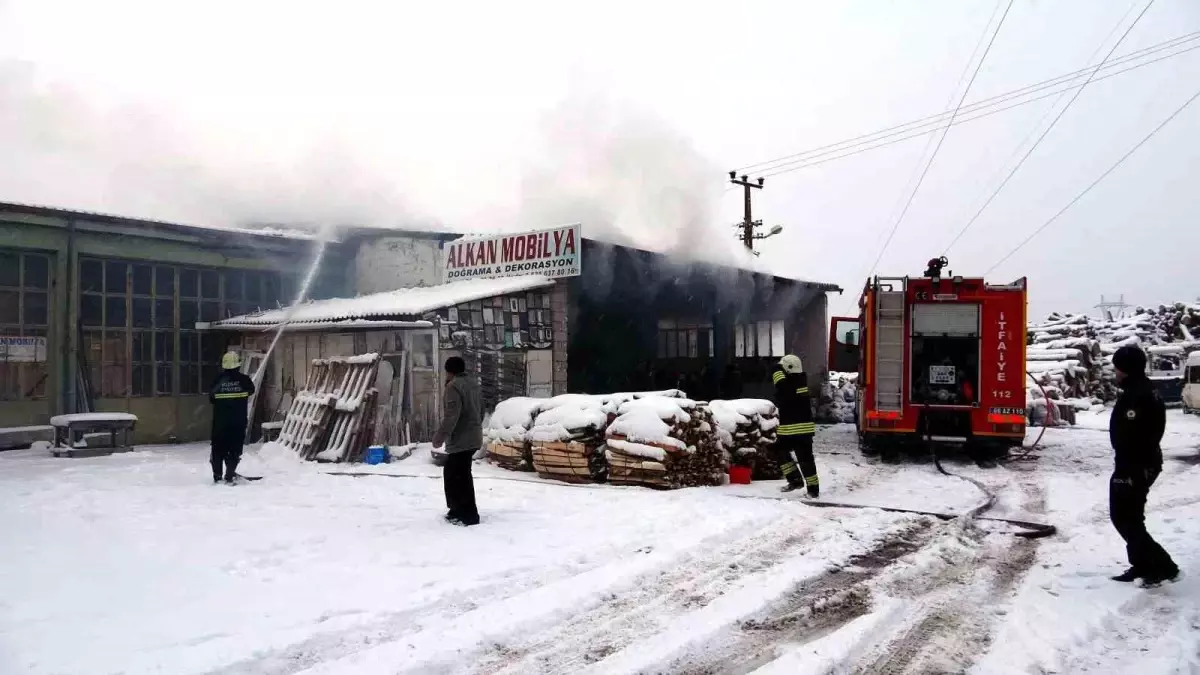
{"left": 873, "top": 277, "right": 906, "bottom": 411}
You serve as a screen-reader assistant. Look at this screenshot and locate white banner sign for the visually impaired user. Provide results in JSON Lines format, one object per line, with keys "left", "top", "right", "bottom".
{"left": 444, "top": 224, "right": 581, "bottom": 282}
{"left": 0, "top": 336, "right": 47, "bottom": 363}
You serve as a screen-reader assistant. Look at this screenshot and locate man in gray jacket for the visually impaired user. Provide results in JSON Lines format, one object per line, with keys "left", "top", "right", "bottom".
{"left": 432, "top": 356, "right": 483, "bottom": 526}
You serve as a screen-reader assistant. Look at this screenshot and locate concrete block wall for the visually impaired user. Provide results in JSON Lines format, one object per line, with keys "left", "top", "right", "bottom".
{"left": 354, "top": 237, "right": 443, "bottom": 294}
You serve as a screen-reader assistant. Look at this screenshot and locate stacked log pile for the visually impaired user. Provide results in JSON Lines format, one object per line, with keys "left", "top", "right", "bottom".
{"left": 483, "top": 397, "right": 543, "bottom": 471}
{"left": 528, "top": 395, "right": 612, "bottom": 483}
{"left": 709, "top": 399, "right": 781, "bottom": 480}
{"left": 605, "top": 397, "right": 727, "bottom": 489}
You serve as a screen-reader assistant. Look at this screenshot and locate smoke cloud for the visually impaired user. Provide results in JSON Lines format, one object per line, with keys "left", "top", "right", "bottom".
{"left": 0, "top": 61, "right": 427, "bottom": 232}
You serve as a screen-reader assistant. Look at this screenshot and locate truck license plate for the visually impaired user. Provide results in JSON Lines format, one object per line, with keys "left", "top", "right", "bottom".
{"left": 929, "top": 365, "right": 957, "bottom": 385}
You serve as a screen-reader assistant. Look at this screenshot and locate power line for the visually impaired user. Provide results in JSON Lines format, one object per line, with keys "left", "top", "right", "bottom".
{"left": 940, "top": 0, "right": 1140, "bottom": 255}
{"left": 862, "top": 0, "right": 1015, "bottom": 281}
{"left": 734, "top": 29, "right": 1199, "bottom": 175}
{"left": 942, "top": 0, "right": 1157, "bottom": 255}
{"left": 985, "top": 85, "right": 1200, "bottom": 275}
{"left": 751, "top": 42, "right": 1199, "bottom": 179}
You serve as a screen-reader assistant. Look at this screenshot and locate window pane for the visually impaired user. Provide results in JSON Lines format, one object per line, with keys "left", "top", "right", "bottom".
{"left": 771, "top": 321, "right": 786, "bottom": 358}
{"left": 225, "top": 271, "right": 244, "bottom": 300}
{"left": 23, "top": 291, "right": 48, "bottom": 325}
{"left": 82, "top": 331, "right": 103, "bottom": 367}
{"left": 757, "top": 321, "right": 771, "bottom": 358}
{"left": 154, "top": 331, "right": 174, "bottom": 362}
{"left": 0, "top": 253, "right": 18, "bottom": 287}
{"left": 154, "top": 299, "right": 174, "bottom": 328}
{"left": 200, "top": 301, "right": 221, "bottom": 322}
{"left": 245, "top": 272, "right": 263, "bottom": 303}
{"left": 132, "top": 298, "right": 152, "bottom": 327}
{"left": 23, "top": 255, "right": 49, "bottom": 289}
{"left": 0, "top": 290, "right": 18, "bottom": 324}
{"left": 25, "top": 363, "right": 48, "bottom": 399}
{"left": 677, "top": 331, "right": 688, "bottom": 358}
{"left": 103, "top": 364, "right": 128, "bottom": 397}
{"left": 156, "top": 364, "right": 173, "bottom": 395}
{"left": 200, "top": 333, "right": 223, "bottom": 363}
{"left": 263, "top": 274, "right": 280, "bottom": 306}
{"left": 132, "top": 364, "right": 152, "bottom": 397}
{"left": 80, "top": 259, "right": 104, "bottom": 292}
{"left": 132, "top": 331, "right": 152, "bottom": 362}
{"left": 132, "top": 264, "right": 152, "bottom": 295}
{"left": 105, "top": 262, "right": 127, "bottom": 293}
{"left": 658, "top": 331, "right": 668, "bottom": 358}
{"left": 180, "top": 332, "right": 198, "bottom": 363}
{"left": 180, "top": 269, "right": 199, "bottom": 298}
{"left": 201, "top": 364, "right": 220, "bottom": 390}
{"left": 200, "top": 271, "right": 219, "bottom": 299}
{"left": 688, "top": 330, "right": 698, "bottom": 358}
{"left": 81, "top": 295, "right": 103, "bottom": 327}
{"left": 155, "top": 266, "right": 175, "bottom": 297}
{"left": 744, "top": 324, "right": 756, "bottom": 357}
{"left": 180, "top": 364, "right": 199, "bottom": 395}
{"left": 180, "top": 301, "right": 198, "bottom": 328}
{"left": 105, "top": 297, "right": 127, "bottom": 328}
{"left": 102, "top": 334, "right": 125, "bottom": 364}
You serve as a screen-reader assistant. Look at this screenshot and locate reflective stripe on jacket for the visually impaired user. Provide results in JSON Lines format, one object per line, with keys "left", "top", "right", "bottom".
{"left": 773, "top": 367, "right": 814, "bottom": 436}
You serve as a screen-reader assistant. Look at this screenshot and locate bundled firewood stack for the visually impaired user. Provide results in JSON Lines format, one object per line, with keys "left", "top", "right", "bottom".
{"left": 709, "top": 399, "right": 781, "bottom": 480}
{"left": 528, "top": 395, "right": 611, "bottom": 483}
{"left": 483, "top": 397, "right": 543, "bottom": 471}
{"left": 605, "top": 397, "right": 726, "bottom": 489}
{"left": 276, "top": 354, "right": 382, "bottom": 462}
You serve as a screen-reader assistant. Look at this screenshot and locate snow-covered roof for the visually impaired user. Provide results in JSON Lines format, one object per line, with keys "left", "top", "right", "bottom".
{"left": 209, "top": 275, "right": 555, "bottom": 330}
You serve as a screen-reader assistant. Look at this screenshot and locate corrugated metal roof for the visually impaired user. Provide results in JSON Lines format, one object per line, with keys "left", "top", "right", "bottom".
{"left": 209, "top": 275, "right": 556, "bottom": 329}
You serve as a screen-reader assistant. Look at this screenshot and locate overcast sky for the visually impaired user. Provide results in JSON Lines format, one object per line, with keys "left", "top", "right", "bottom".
{"left": 2, "top": 0, "right": 1198, "bottom": 318}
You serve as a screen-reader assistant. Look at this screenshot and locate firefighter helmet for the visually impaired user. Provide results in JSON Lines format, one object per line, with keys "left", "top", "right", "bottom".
{"left": 221, "top": 351, "right": 242, "bottom": 370}
{"left": 779, "top": 354, "right": 803, "bottom": 374}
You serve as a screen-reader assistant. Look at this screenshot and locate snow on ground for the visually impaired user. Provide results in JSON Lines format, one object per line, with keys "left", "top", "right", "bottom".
{"left": 2, "top": 412, "right": 1199, "bottom": 674}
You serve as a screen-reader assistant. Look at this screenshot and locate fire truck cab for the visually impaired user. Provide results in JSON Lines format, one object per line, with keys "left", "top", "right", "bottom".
{"left": 828, "top": 257, "right": 1028, "bottom": 456}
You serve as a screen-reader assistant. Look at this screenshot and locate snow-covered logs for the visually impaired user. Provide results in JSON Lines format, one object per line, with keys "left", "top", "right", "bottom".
{"left": 605, "top": 397, "right": 727, "bottom": 489}
{"left": 528, "top": 396, "right": 610, "bottom": 484}
{"left": 709, "top": 399, "right": 781, "bottom": 480}
{"left": 483, "top": 397, "right": 542, "bottom": 471}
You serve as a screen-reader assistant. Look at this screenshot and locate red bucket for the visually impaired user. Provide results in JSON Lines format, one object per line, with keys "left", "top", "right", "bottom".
{"left": 729, "top": 465, "right": 752, "bottom": 485}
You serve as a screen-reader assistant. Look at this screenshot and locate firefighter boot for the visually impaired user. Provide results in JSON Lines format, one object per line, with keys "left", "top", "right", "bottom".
{"left": 779, "top": 461, "right": 805, "bottom": 492}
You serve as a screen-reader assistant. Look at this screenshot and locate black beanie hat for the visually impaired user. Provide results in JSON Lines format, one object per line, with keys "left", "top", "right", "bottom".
{"left": 1112, "top": 345, "right": 1147, "bottom": 375}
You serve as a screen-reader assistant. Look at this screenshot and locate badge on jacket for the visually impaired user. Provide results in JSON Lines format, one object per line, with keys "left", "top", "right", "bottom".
{"left": 1126, "top": 409, "right": 1137, "bottom": 419}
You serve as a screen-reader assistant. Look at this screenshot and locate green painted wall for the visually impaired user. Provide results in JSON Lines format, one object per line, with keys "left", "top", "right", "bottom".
{"left": 0, "top": 209, "right": 348, "bottom": 445}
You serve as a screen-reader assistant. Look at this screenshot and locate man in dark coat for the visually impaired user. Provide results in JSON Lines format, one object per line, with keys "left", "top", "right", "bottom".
{"left": 432, "top": 356, "right": 483, "bottom": 526}
{"left": 1109, "top": 345, "right": 1178, "bottom": 586}
{"left": 209, "top": 351, "right": 256, "bottom": 484}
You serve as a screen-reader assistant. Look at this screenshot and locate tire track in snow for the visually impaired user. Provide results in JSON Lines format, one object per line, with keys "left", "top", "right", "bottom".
{"left": 849, "top": 476, "right": 1045, "bottom": 675}
{"left": 453, "top": 513, "right": 935, "bottom": 675}
{"left": 460, "top": 516, "right": 835, "bottom": 675}
{"left": 664, "top": 520, "right": 940, "bottom": 675}
{"left": 203, "top": 560, "right": 616, "bottom": 675}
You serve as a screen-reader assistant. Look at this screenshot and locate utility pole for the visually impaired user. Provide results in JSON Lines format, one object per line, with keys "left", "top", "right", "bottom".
{"left": 728, "top": 171, "right": 781, "bottom": 253}
{"left": 1095, "top": 294, "right": 1130, "bottom": 322}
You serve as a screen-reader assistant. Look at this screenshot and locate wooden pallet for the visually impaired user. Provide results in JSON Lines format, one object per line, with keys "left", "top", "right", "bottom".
{"left": 276, "top": 354, "right": 382, "bottom": 462}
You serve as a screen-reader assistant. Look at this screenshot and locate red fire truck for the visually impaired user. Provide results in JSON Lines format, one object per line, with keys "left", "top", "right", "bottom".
{"left": 828, "top": 257, "right": 1028, "bottom": 456}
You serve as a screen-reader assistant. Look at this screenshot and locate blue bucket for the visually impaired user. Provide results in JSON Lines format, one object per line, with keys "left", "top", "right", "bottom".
{"left": 364, "top": 445, "right": 388, "bottom": 465}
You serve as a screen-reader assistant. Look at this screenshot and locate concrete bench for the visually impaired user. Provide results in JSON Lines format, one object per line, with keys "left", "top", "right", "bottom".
{"left": 50, "top": 413, "right": 138, "bottom": 458}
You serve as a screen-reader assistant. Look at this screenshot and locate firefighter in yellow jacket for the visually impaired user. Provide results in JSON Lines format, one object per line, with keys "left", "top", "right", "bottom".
{"left": 771, "top": 354, "right": 819, "bottom": 496}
